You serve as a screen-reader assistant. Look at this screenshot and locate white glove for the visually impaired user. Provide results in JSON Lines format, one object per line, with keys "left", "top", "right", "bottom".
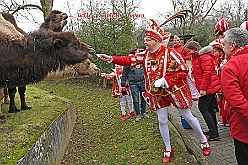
{"left": 154, "top": 77, "right": 166, "bottom": 87}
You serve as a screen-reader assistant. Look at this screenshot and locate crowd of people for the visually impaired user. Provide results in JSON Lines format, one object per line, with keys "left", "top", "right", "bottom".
{"left": 2, "top": 15, "right": 247, "bottom": 164}
{"left": 98, "top": 18, "right": 248, "bottom": 164}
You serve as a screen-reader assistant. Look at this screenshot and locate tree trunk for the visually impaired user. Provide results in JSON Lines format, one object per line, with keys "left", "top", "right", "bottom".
{"left": 40, "top": 0, "right": 54, "bottom": 19}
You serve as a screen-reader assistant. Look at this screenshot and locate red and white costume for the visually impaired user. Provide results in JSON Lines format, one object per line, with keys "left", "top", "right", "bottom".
{"left": 104, "top": 19, "right": 210, "bottom": 163}
{"left": 112, "top": 46, "right": 193, "bottom": 111}
{"left": 105, "top": 68, "right": 131, "bottom": 98}
{"left": 104, "top": 67, "right": 134, "bottom": 120}
{"left": 210, "top": 38, "right": 229, "bottom": 125}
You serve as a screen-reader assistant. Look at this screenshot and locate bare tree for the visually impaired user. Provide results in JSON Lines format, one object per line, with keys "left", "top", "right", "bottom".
{"left": 214, "top": 0, "right": 247, "bottom": 27}
{"left": 0, "top": 0, "right": 54, "bottom": 31}
{"left": 166, "top": 0, "right": 218, "bottom": 34}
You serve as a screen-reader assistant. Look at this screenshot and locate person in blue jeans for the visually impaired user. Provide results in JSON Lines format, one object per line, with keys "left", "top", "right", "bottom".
{"left": 121, "top": 48, "right": 149, "bottom": 122}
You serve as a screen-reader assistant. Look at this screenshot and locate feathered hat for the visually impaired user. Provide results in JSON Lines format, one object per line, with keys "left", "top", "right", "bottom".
{"left": 214, "top": 18, "right": 230, "bottom": 36}
{"left": 145, "top": 19, "right": 164, "bottom": 42}
{"left": 145, "top": 10, "right": 191, "bottom": 43}
{"left": 240, "top": 21, "right": 248, "bottom": 31}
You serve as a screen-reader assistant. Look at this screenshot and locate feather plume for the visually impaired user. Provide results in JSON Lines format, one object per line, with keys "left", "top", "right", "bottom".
{"left": 160, "top": 10, "right": 191, "bottom": 27}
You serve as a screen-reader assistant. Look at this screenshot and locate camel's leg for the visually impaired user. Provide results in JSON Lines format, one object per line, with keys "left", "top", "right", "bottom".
{"left": 8, "top": 87, "right": 20, "bottom": 113}
{"left": 3, "top": 88, "right": 10, "bottom": 104}
{"left": 18, "top": 86, "right": 31, "bottom": 110}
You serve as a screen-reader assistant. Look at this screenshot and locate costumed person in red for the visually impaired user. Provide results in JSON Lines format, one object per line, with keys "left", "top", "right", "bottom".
{"left": 240, "top": 21, "right": 248, "bottom": 31}
{"left": 211, "top": 18, "right": 230, "bottom": 115}
{"left": 99, "top": 19, "right": 210, "bottom": 164}
{"left": 221, "top": 28, "right": 248, "bottom": 165}
{"left": 185, "top": 41, "right": 222, "bottom": 141}
{"left": 101, "top": 64, "right": 136, "bottom": 122}
{"left": 209, "top": 39, "right": 229, "bottom": 126}
{"left": 214, "top": 18, "right": 230, "bottom": 39}
{"left": 172, "top": 35, "right": 191, "bottom": 61}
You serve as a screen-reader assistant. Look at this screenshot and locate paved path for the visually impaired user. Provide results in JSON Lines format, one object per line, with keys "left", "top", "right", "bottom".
{"left": 168, "top": 102, "right": 237, "bottom": 165}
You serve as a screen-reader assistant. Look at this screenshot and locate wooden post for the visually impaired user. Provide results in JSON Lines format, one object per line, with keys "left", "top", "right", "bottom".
{"left": 103, "top": 78, "right": 107, "bottom": 88}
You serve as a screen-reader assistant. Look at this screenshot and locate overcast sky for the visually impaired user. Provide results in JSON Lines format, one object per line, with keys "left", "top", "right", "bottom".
{"left": 52, "top": 0, "right": 173, "bottom": 18}
{"left": 16, "top": 0, "right": 173, "bottom": 32}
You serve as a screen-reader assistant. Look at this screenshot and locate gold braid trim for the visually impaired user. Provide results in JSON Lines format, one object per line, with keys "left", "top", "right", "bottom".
{"left": 147, "top": 82, "right": 186, "bottom": 97}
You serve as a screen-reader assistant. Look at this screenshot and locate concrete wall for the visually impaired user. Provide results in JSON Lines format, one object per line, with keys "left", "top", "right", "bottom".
{"left": 17, "top": 104, "right": 76, "bottom": 165}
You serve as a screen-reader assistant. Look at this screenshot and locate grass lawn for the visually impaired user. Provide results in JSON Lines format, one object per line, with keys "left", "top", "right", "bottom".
{"left": 0, "top": 85, "right": 70, "bottom": 165}
{"left": 0, "top": 76, "right": 197, "bottom": 165}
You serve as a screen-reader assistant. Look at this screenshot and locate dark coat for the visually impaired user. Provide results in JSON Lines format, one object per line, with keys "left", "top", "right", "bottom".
{"left": 121, "top": 65, "right": 145, "bottom": 87}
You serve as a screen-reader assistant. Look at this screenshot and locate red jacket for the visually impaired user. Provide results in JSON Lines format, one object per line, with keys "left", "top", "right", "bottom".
{"left": 221, "top": 46, "right": 248, "bottom": 144}
{"left": 191, "top": 46, "right": 221, "bottom": 94}
{"left": 173, "top": 44, "right": 191, "bottom": 60}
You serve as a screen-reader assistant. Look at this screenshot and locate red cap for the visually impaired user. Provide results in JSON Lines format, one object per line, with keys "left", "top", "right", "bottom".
{"left": 214, "top": 18, "right": 230, "bottom": 35}
{"left": 240, "top": 21, "right": 248, "bottom": 31}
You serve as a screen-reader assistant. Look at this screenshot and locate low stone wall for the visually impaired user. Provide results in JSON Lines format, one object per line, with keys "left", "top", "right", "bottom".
{"left": 17, "top": 104, "right": 76, "bottom": 165}
{"left": 168, "top": 113, "right": 216, "bottom": 165}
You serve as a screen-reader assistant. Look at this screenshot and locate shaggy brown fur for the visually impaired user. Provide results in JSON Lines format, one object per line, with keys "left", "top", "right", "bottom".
{"left": 0, "top": 11, "right": 96, "bottom": 113}
{"left": 0, "top": 11, "right": 89, "bottom": 113}
{"left": 0, "top": 12, "right": 30, "bottom": 113}
{"left": 45, "top": 59, "right": 100, "bottom": 81}
{"left": 0, "top": 12, "right": 27, "bottom": 39}
{"left": 0, "top": 28, "right": 95, "bottom": 88}
{"left": 0, "top": 13, "right": 25, "bottom": 40}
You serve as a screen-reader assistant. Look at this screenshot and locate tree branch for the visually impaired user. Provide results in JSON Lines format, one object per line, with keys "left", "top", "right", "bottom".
{"left": 12, "top": 4, "right": 43, "bottom": 15}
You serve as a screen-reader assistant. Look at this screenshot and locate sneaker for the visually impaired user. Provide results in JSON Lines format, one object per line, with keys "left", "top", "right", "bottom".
{"left": 218, "top": 121, "right": 230, "bottom": 127}
{"left": 162, "top": 148, "right": 174, "bottom": 163}
{"left": 141, "top": 113, "right": 149, "bottom": 118}
{"left": 122, "top": 115, "right": 126, "bottom": 122}
{"left": 201, "top": 140, "right": 211, "bottom": 156}
{"left": 135, "top": 115, "right": 142, "bottom": 122}
{"left": 129, "top": 111, "right": 136, "bottom": 116}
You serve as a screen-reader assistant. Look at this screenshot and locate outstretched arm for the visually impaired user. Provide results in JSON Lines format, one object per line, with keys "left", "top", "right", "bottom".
{"left": 97, "top": 54, "right": 112, "bottom": 62}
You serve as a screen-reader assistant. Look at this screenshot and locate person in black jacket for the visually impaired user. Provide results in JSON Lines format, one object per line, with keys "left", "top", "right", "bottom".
{"left": 121, "top": 48, "right": 149, "bottom": 122}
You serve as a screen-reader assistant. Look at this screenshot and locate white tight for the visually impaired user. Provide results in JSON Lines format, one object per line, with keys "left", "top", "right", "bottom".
{"left": 119, "top": 95, "right": 133, "bottom": 115}
{"left": 157, "top": 107, "right": 207, "bottom": 151}
{"left": 157, "top": 107, "right": 171, "bottom": 151}
{"left": 178, "top": 108, "right": 207, "bottom": 142}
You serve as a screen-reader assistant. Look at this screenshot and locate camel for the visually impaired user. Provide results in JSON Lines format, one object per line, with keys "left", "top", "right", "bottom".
{"left": 45, "top": 59, "right": 100, "bottom": 81}
{"left": 0, "top": 58, "right": 99, "bottom": 122}
{"left": 1, "top": 11, "right": 89, "bottom": 113}
{"left": 0, "top": 10, "right": 95, "bottom": 112}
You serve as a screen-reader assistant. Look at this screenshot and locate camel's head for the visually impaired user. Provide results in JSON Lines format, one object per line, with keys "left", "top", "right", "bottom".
{"left": 40, "top": 10, "right": 68, "bottom": 32}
